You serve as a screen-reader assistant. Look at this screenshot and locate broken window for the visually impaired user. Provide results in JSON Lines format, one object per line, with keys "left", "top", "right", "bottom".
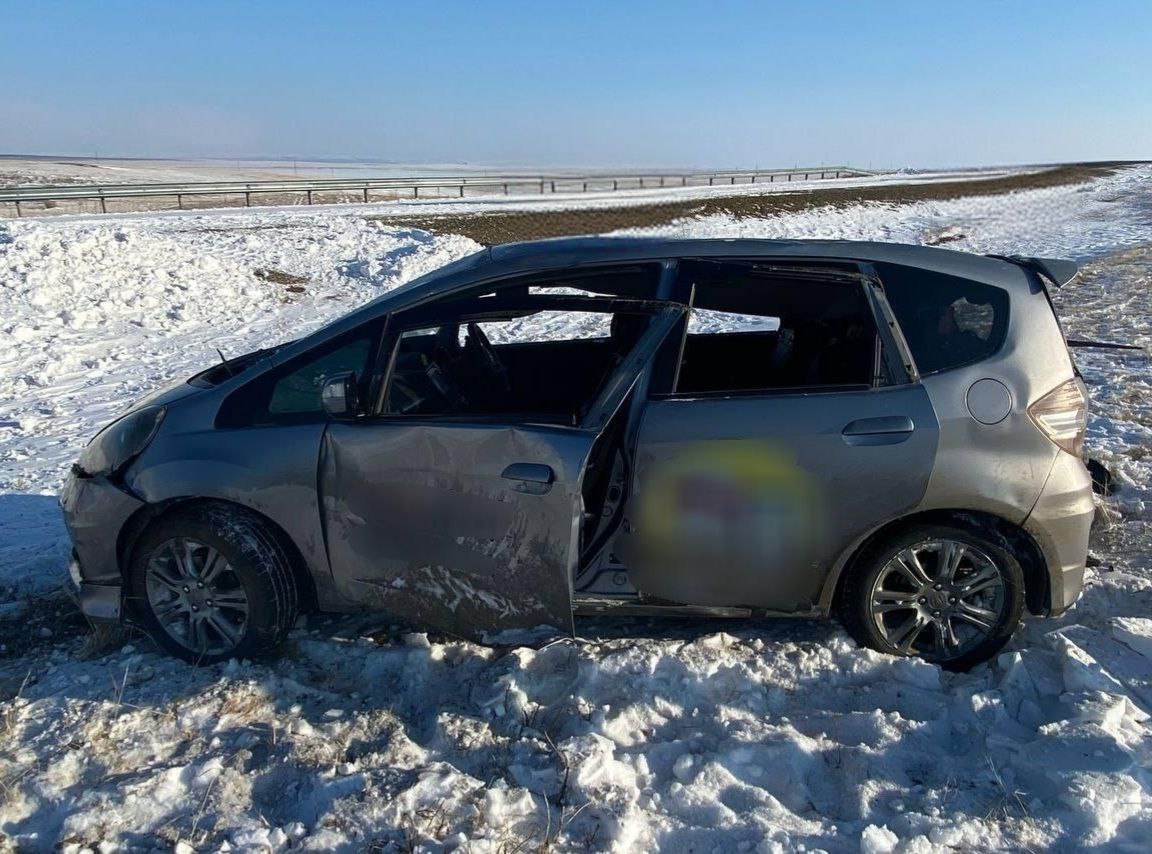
{"left": 666, "top": 261, "right": 878, "bottom": 395}
{"left": 382, "top": 301, "right": 656, "bottom": 423}
{"left": 457, "top": 310, "right": 612, "bottom": 346}
{"left": 378, "top": 265, "right": 664, "bottom": 423}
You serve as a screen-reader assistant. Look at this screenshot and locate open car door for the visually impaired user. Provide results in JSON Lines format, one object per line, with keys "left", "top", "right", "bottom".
{"left": 319, "top": 304, "right": 683, "bottom": 640}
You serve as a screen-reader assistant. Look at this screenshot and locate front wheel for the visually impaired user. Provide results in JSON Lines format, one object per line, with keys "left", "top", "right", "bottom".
{"left": 129, "top": 504, "right": 300, "bottom": 664}
{"left": 839, "top": 523, "right": 1025, "bottom": 671}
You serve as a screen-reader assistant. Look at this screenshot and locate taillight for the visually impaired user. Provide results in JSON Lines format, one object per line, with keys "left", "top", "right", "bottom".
{"left": 1028, "top": 379, "right": 1088, "bottom": 457}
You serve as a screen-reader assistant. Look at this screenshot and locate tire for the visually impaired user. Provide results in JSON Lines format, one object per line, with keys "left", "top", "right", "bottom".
{"left": 839, "top": 522, "right": 1025, "bottom": 671}
{"left": 128, "top": 503, "right": 299, "bottom": 664}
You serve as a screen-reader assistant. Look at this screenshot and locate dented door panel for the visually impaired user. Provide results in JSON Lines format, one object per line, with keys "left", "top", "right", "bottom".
{"left": 321, "top": 421, "right": 594, "bottom": 637}
{"left": 319, "top": 304, "right": 684, "bottom": 639}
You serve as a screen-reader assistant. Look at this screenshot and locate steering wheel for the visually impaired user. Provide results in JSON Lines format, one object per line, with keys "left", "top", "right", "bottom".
{"left": 465, "top": 322, "right": 512, "bottom": 393}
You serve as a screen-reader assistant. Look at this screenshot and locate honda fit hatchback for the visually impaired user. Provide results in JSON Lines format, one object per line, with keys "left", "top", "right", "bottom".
{"left": 61, "top": 238, "right": 1094, "bottom": 670}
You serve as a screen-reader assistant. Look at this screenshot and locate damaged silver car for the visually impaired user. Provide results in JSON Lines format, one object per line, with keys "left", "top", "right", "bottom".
{"left": 61, "top": 238, "right": 1095, "bottom": 670}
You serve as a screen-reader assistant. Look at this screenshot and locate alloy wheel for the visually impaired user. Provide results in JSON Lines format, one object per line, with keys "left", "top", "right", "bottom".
{"left": 145, "top": 537, "right": 250, "bottom": 656}
{"left": 869, "top": 538, "right": 1006, "bottom": 661}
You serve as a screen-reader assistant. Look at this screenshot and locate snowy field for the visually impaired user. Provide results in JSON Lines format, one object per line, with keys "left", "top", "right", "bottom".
{"left": 1, "top": 156, "right": 1034, "bottom": 219}
{"left": 0, "top": 156, "right": 1013, "bottom": 188}
{"left": 1, "top": 167, "right": 1151, "bottom": 851}
{"left": 1, "top": 157, "right": 731, "bottom": 187}
{"left": 0, "top": 158, "right": 529, "bottom": 187}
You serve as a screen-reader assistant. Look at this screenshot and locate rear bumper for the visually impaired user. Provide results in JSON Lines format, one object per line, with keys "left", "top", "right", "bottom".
{"left": 60, "top": 470, "right": 142, "bottom": 622}
{"left": 1023, "top": 452, "right": 1094, "bottom": 616}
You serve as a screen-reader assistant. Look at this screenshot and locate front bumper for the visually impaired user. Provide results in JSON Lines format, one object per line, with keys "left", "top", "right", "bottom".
{"left": 60, "top": 470, "right": 144, "bottom": 622}
{"left": 1023, "top": 452, "right": 1095, "bottom": 616}
{"left": 68, "top": 551, "right": 124, "bottom": 620}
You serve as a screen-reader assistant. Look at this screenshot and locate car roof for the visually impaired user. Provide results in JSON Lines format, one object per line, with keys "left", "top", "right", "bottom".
{"left": 486, "top": 236, "right": 1021, "bottom": 282}
{"left": 390, "top": 237, "right": 1037, "bottom": 302}
{"left": 324, "top": 236, "right": 1041, "bottom": 349}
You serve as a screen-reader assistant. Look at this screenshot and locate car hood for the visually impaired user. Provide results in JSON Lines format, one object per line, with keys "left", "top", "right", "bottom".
{"left": 129, "top": 376, "right": 204, "bottom": 411}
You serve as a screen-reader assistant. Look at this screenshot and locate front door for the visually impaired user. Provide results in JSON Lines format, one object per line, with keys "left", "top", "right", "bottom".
{"left": 319, "top": 304, "right": 683, "bottom": 639}
{"left": 321, "top": 421, "right": 592, "bottom": 637}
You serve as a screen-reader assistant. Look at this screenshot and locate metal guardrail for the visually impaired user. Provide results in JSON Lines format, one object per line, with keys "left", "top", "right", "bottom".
{"left": 0, "top": 166, "right": 873, "bottom": 216}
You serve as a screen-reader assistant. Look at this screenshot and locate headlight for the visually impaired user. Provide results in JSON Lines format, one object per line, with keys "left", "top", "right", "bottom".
{"left": 76, "top": 406, "right": 166, "bottom": 477}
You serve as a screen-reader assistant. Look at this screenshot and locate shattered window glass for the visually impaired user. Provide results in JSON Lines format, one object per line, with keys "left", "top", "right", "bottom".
{"left": 951, "top": 297, "right": 995, "bottom": 339}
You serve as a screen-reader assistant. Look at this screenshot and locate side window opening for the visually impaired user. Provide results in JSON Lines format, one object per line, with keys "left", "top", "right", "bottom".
{"left": 382, "top": 303, "right": 656, "bottom": 423}
{"left": 875, "top": 263, "right": 1009, "bottom": 375}
{"left": 379, "top": 265, "right": 664, "bottom": 423}
{"left": 669, "top": 261, "right": 878, "bottom": 396}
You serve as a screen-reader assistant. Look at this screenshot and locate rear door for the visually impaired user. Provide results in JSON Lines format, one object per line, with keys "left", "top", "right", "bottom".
{"left": 622, "top": 259, "right": 939, "bottom": 611}
{"left": 319, "top": 306, "right": 682, "bottom": 639}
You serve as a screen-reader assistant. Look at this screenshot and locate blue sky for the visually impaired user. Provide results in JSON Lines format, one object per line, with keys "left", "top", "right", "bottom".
{"left": 1, "top": 0, "right": 1149, "bottom": 168}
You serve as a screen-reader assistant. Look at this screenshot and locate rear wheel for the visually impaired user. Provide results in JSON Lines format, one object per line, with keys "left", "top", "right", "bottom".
{"left": 129, "top": 504, "right": 299, "bottom": 664}
{"left": 840, "top": 523, "right": 1024, "bottom": 671}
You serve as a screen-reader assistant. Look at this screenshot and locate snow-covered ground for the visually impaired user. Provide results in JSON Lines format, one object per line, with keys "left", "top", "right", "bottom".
{"left": 0, "top": 158, "right": 510, "bottom": 187}
{"left": 1, "top": 166, "right": 1151, "bottom": 851}
{"left": 3, "top": 155, "right": 1035, "bottom": 219}
{"left": 0, "top": 158, "right": 299, "bottom": 187}
{"left": 0, "top": 156, "right": 1013, "bottom": 188}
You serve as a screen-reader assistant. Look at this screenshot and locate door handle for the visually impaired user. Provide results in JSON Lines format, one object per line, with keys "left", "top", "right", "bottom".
{"left": 502, "top": 463, "right": 555, "bottom": 494}
{"left": 841, "top": 416, "right": 915, "bottom": 446}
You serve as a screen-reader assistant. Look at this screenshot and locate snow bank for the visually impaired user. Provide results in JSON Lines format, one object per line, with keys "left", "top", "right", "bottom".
{"left": 626, "top": 163, "right": 1152, "bottom": 261}
{"left": 2, "top": 166, "right": 1151, "bottom": 851}
{"left": 3, "top": 607, "right": 1151, "bottom": 851}
{"left": 0, "top": 210, "right": 479, "bottom": 599}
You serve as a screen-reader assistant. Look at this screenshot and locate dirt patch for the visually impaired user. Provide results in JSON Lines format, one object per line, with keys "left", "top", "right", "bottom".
{"left": 254, "top": 267, "right": 308, "bottom": 287}
{"left": 923, "top": 229, "right": 967, "bottom": 246}
{"left": 191, "top": 223, "right": 303, "bottom": 234}
{"left": 368, "top": 164, "right": 1127, "bottom": 245}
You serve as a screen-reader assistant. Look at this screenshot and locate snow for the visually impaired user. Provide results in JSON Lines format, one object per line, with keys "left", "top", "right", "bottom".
{"left": 626, "top": 163, "right": 1152, "bottom": 261}
{"left": 3, "top": 155, "right": 1035, "bottom": 218}
{"left": 0, "top": 213, "right": 480, "bottom": 598}
{"left": 2, "top": 166, "right": 1152, "bottom": 851}
{"left": 0, "top": 157, "right": 308, "bottom": 188}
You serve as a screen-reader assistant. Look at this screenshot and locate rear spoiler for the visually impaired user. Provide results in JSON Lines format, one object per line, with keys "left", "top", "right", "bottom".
{"left": 986, "top": 254, "right": 1080, "bottom": 289}
{"left": 987, "top": 254, "right": 1143, "bottom": 352}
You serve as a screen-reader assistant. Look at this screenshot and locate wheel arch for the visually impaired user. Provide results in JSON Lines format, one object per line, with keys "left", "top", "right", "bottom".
{"left": 824, "top": 508, "right": 1050, "bottom": 617}
{"left": 116, "top": 497, "right": 319, "bottom": 613}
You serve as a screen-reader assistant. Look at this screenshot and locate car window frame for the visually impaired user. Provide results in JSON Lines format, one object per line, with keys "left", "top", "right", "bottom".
{"left": 859, "top": 262, "right": 919, "bottom": 385}
{"left": 367, "top": 292, "right": 681, "bottom": 428}
{"left": 649, "top": 258, "right": 905, "bottom": 401}
{"left": 216, "top": 317, "right": 388, "bottom": 429}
